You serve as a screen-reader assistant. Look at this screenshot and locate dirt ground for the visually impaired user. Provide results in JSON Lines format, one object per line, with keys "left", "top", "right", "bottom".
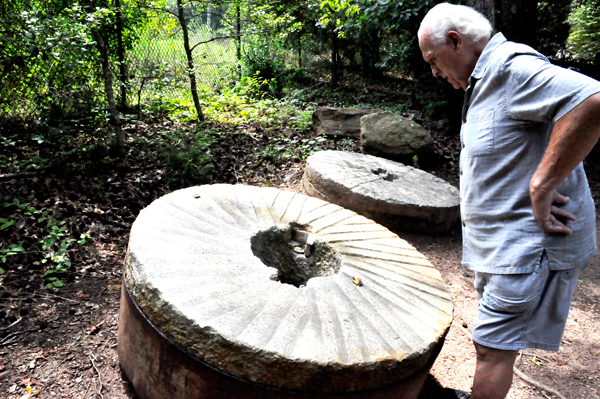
{"left": 1, "top": 172, "right": 599, "bottom": 399}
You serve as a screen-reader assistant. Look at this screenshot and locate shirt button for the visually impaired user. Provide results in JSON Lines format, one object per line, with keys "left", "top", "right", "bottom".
{"left": 462, "top": 221, "right": 466, "bottom": 227}
{"left": 460, "top": 170, "right": 463, "bottom": 175}
{"left": 462, "top": 143, "right": 465, "bottom": 149}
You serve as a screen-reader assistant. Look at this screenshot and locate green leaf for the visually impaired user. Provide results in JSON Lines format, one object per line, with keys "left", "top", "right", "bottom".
{"left": 0, "top": 220, "right": 14, "bottom": 230}
{"left": 0, "top": 268, "right": 5, "bottom": 274}
{"left": 52, "top": 280, "right": 64, "bottom": 288}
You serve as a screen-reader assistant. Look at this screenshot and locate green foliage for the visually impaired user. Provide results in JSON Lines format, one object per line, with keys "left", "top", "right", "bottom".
{"left": 155, "top": 127, "right": 216, "bottom": 186}
{"left": 412, "top": 154, "right": 420, "bottom": 169}
{"left": 1, "top": 3, "right": 100, "bottom": 120}
{"left": 0, "top": 0, "right": 156, "bottom": 122}
{"left": 259, "top": 135, "right": 327, "bottom": 161}
{"left": 568, "top": 0, "right": 600, "bottom": 62}
{"left": 0, "top": 195, "right": 91, "bottom": 288}
{"left": 317, "top": 0, "right": 361, "bottom": 38}
{"left": 239, "top": 34, "right": 287, "bottom": 93}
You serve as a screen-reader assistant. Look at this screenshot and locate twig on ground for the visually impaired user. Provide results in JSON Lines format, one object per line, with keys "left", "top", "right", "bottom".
{"left": 513, "top": 367, "right": 568, "bottom": 399}
{"left": 89, "top": 353, "right": 104, "bottom": 399}
{"left": 0, "top": 317, "right": 22, "bottom": 330}
{"left": 70, "top": 334, "right": 82, "bottom": 348}
{"left": 0, "top": 328, "right": 39, "bottom": 345}
{"left": 0, "top": 171, "right": 41, "bottom": 181}
{"left": 33, "top": 293, "right": 80, "bottom": 303}
{"left": 86, "top": 320, "right": 106, "bottom": 335}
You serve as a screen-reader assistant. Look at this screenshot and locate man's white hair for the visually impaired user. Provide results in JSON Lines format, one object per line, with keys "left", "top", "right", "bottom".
{"left": 418, "top": 3, "right": 492, "bottom": 45}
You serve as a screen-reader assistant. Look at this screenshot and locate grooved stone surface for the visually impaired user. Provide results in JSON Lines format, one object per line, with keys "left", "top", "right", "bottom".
{"left": 125, "top": 184, "right": 453, "bottom": 394}
{"left": 303, "top": 150, "right": 460, "bottom": 234}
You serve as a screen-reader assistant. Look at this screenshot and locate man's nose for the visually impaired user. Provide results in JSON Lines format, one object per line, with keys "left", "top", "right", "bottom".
{"left": 431, "top": 66, "right": 440, "bottom": 77}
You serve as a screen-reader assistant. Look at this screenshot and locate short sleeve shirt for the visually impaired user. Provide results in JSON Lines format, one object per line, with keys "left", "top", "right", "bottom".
{"left": 460, "top": 33, "right": 599, "bottom": 274}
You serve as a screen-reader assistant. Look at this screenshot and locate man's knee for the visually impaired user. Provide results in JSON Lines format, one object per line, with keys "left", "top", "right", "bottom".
{"left": 474, "top": 342, "right": 518, "bottom": 364}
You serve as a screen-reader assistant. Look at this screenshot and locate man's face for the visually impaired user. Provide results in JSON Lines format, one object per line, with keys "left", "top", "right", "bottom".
{"left": 419, "top": 30, "right": 473, "bottom": 91}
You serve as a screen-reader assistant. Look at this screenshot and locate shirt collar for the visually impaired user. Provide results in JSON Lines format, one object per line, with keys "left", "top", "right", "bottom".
{"left": 471, "top": 32, "right": 506, "bottom": 80}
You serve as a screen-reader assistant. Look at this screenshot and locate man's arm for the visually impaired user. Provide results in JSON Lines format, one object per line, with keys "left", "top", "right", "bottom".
{"left": 530, "top": 92, "right": 600, "bottom": 235}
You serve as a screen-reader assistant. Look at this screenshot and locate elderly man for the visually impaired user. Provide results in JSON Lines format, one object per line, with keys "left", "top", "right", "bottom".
{"left": 418, "top": 3, "right": 600, "bottom": 399}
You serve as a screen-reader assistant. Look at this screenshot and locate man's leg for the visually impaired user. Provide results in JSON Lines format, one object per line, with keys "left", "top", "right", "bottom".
{"left": 472, "top": 342, "right": 518, "bottom": 399}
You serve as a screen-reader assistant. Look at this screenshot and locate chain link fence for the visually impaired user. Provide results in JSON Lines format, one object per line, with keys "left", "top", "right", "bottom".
{"left": 126, "top": 6, "right": 240, "bottom": 115}
{"left": 0, "top": 3, "right": 243, "bottom": 122}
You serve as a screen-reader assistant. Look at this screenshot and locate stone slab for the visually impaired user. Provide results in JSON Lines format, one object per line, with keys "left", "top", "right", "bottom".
{"left": 124, "top": 184, "right": 453, "bottom": 394}
{"left": 361, "top": 112, "right": 433, "bottom": 158}
{"left": 313, "top": 107, "right": 383, "bottom": 138}
{"left": 303, "top": 151, "right": 460, "bottom": 233}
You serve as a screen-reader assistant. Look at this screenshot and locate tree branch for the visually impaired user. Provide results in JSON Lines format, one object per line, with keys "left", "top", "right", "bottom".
{"left": 138, "top": 4, "right": 178, "bottom": 18}
{"left": 189, "top": 35, "right": 239, "bottom": 52}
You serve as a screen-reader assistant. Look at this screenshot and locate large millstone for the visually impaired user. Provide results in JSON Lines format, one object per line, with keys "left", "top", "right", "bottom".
{"left": 303, "top": 150, "right": 460, "bottom": 233}
{"left": 118, "top": 184, "right": 453, "bottom": 398}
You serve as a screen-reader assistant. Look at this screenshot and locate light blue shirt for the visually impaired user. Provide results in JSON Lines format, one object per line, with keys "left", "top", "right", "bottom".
{"left": 460, "top": 33, "right": 599, "bottom": 274}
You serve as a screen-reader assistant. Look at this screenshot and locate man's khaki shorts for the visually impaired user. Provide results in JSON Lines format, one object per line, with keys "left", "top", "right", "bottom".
{"left": 471, "top": 251, "right": 586, "bottom": 351}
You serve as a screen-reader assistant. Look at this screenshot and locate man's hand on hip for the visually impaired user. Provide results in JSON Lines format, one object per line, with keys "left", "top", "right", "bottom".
{"left": 530, "top": 188, "right": 576, "bottom": 235}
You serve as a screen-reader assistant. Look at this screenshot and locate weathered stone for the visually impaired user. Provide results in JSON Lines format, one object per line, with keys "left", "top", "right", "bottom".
{"left": 124, "top": 184, "right": 453, "bottom": 394}
{"left": 313, "top": 107, "right": 383, "bottom": 138}
{"left": 303, "top": 151, "right": 460, "bottom": 234}
{"left": 361, "top": 112, "right": 433, "bottom": 157}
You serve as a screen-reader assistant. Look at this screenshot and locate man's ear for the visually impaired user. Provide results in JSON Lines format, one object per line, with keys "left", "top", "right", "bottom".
{"left": 446, "top": 30, "right": 463, "bottom": 49}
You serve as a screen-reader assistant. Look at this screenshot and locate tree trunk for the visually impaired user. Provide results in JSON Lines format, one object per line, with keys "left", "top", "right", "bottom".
{"left": 91, "top": 27, "right": 125, "bottom": 155}
{"left": 177, "top": 0, "right": 205, "bottom": 122}
{"left": 370, "top": 31, "right": 381, "bottom": 79}
{"left": 360, "top": 31, "right": 370, "bottom": 78}
{"left": 115, "top": 0, "right": 127, "bottom": 109}
{"left": 331, "top": 32, "right": 339, "bottom": 88}
{"left": 499, "top": 0, "right": 537, "bottom": 48}
{"left": 465, "top": 0, "right": 537, "bottom": 48}
{"left": 236, "top": 4, "right": 241, "bottom": 78}
{"left": 298, "top": 31, "right": 302, "bottom": 69}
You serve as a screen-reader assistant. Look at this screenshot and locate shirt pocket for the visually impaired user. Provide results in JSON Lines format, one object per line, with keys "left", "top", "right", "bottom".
{"left": 463, "top": 109, "right": 495, "bottom": 157}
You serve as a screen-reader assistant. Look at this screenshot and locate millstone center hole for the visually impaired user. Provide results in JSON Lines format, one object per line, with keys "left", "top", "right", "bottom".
{"left": 372, "top": 167, "right": 398, "bottom": 182}
{"left": 251, "top": 225, "right": 342, "bottom": 288}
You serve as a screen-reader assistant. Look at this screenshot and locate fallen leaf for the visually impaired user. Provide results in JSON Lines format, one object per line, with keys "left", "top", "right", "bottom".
{"left": 529, "top": 355, "right": 542, "bottom": 367}
{"left": 18, "top": 384, "right": 33, "bottom": 399}
{"left": 84, "top": 302, "right": 99, "bottom": 309}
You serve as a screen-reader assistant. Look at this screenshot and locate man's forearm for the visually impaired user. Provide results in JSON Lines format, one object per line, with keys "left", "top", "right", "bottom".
{"left": 530, "top": 92, "right": 600, "bottom": 196}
